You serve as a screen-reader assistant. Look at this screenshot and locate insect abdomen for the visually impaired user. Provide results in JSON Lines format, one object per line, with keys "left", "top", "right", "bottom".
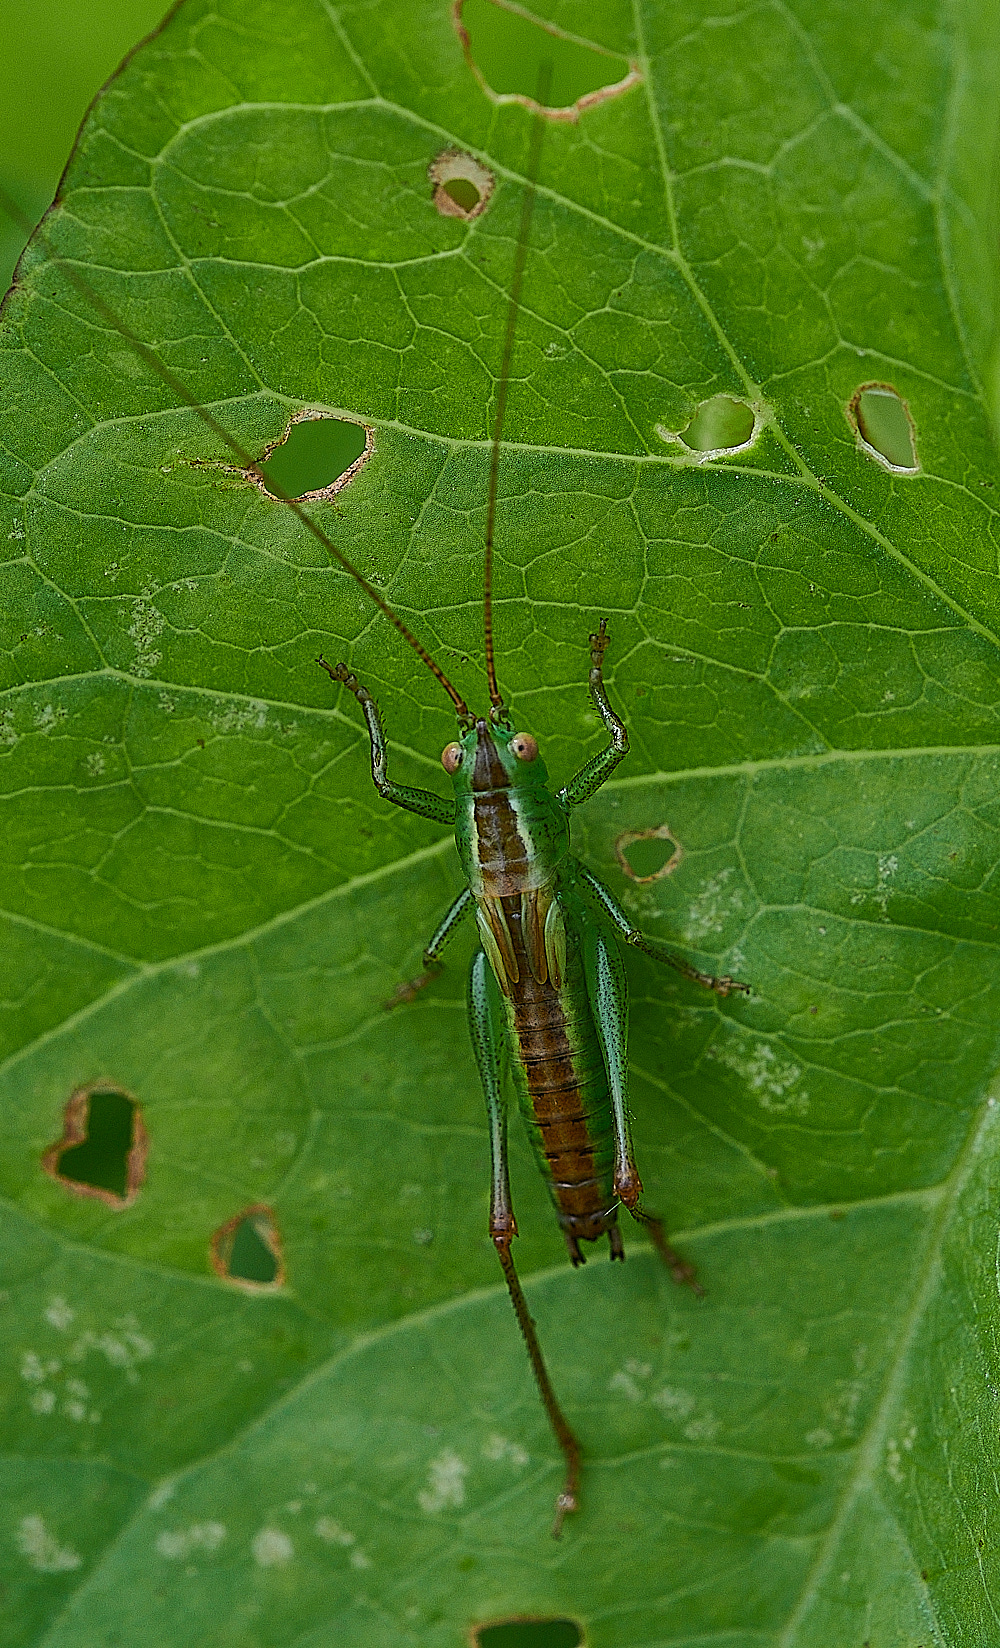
{"left": 500, "top": 892, "right": 620, "bottom": 1258}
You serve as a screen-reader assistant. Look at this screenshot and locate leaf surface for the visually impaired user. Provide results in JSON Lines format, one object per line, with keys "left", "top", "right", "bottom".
{"left": 2, "top": 0, "right": 1000, "bottom": 1642}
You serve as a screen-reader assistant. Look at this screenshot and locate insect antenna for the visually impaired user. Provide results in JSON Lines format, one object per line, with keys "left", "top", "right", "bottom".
{"left": 0, "top": 183, "right": 471, "bottom": 720}
{"left": 482, "top": 59, "right": 553, "bottom": 718}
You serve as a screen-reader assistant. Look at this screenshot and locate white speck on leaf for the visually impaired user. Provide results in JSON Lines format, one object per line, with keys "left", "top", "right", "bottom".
{"left": 481, "top": 1433, "right": 529, "bottom": 1467}
{"left": 209, "top": 698, "right": 269, "bottom": 735}
{"left": 70, "top": 1317, "right": 154, "bottom": 1381}
{"left": 252, "top": 1527, "right": 293, "bottom": 1567}
{"left": 17, "top": 1515, "right": 82, "bottom": 1573}
{"left": 21, "top": 1352, "right": 61, "bottom": 1384}
{"left": 852, "top": 852, "right": 900, "bottom": 921}
{"left": 652, "top": 1386, "right": 697, "bottom": 1421}
{"left": 314, "top": 1518, "right": 355, "bottom": 1545}
{"left": 44, "top": 1298, "right": 75, "bottom": 1331}
{"left": 30, "top": 1389, "right": 56, "bottom": 1415}
{"left": 712, "top": 1028, "right": 808, "bottom": 1113}
{"left": 418, "top": 1449, "right": 468, "bottom": 1514}
{"left": 683, "top": 1411, "right": 720, "bottom": 1442}
{"left": 127, "top": 598, "right": 165, "bottom": 676}
{"left": 609, "top": 1368, "right": 645, "bottom": 1402}
{"left": 685, "top": 867, "right": 744, "bottom": 941}
{"left": 156, "top": 1522, "right": 227, "bottom": 1560}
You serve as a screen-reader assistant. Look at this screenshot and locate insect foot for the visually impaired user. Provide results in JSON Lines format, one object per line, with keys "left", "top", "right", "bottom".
{"left": 704, "top": 971, "right": 752, "bottom": 998}
{"left": 384, "top": 959, "right": 442, "bottom": 1011}
{"left": 316, "top": 655, "right": 356, "bottom": 692}
{"left": 588, "top": 619, "right": 609, "bottom": 678}
{"left": 636, "top": 1210, "right": 706, "bottom": 1298}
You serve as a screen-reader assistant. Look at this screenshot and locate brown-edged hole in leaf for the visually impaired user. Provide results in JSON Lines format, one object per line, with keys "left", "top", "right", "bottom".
{"left": 616, "top": 824, "right": 683, "bottom": 884}
{"left": 848, "top": 383, "right": 918, "bottom": 473}
{"left": 211, "top": 1205, "right": 285, "bottom": 1291}
{"left": 256, "top": 414, "right": 373, "bottom": 502}
{"left": 678, "top": 394, "right": 756, "bottom": 453}
{"left": 454, "top": 0, "right": 639, "bottom": 119}
{"left": 42, "top": 1084, "right": 147, "bottom": 1208}
{"left": 472, "top": 1620, "right": 583, "bottom": 1648}
{"left": 429, "top": 149, "right": 495, "bottom": 219}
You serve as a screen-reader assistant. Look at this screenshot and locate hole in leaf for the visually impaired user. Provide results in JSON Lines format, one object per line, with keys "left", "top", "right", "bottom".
{"left": 443, "top": 176, "right": 481, "bottom": 213}
{"left": 454, "top": 0, "right": 640, "bottom": 118}
{"left": 473, "top": 1621, "right": 583, "bottom": 1648}
{"left": 678, "top": 394, "right": 756, "bottom": 452}
{"left": 42, "top": 1084, "right": 147, "bottom": 1208}
{"left": 429, "top": 149, "right": 495, "bottom": 220}
{"left": 849, "top": 383, "right": 918, "bottom": 472}
{"left": 615, "top": 824, "right": 684, "bottom": 884}
{"left": 256, "top": 414, "right": 373, "bottom": 502}
{"left": 211, "top": 1205, "right": 285, "bottom": 1291}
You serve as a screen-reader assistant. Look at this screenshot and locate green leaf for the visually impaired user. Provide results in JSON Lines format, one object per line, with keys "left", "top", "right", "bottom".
{"left": 3, "top": 0, "right": 1000, "bottom": 1641}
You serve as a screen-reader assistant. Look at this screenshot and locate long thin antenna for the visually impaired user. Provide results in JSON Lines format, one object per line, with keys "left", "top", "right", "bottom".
{"left": 482, "top": 60, "right": 553, "bottom": 714}
{"left": 0, "top": 184, "right": 471, "bottom": 720}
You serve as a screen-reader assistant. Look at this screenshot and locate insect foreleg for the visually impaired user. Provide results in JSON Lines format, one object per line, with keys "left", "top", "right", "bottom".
{"left": 579, "top": 916, "right": 703, "bottom": 1294}
{"left": 387, "top": 886, "right": 474, "bottom": 1008}
{"left": 557, "top": 620, "right": 629, "bottom": 809}
{"left": 575, "top": 863, "right": 751, "bottom": 998}
{"left": 468, "top": 948, "right": 582, "bottom": 1537}
{"left": 317, "top": 657, "right": 455, "bottom": 826}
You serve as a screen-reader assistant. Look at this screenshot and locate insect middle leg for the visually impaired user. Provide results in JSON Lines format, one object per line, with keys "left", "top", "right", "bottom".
{"left": 577, "top": 863, "right": 751, "bottom": 998}
{"left": 468, "top": 948, "right": 582, "bottom": 1536}
{"left": 386, "top": 885, "right": 474, "bottom": 1008}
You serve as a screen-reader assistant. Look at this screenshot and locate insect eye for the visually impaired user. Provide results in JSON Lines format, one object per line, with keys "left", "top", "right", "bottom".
{"left": 441, "top": 742, "right": 463, "bottom": 773}
{"left": 510, "top": 733, "right": 538, "bottom": 763}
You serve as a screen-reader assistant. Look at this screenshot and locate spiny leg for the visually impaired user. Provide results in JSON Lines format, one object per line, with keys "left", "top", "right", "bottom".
{"left": 628, "top": 1206, "right": 704, "bottom": 1296}
{"left": 577, "top": 862, "right": 751, "bottom": 998}
{"left": 557, "top": 620, "right": 630, "bottom": 809}
{"left": 316, "top": 656, "right": 455, "bottom": 826}
{"left": 581, "top": 920, "right": 703, "bottom": 1296}
{"left": 386, "top": 885, "right": 473, "bottom": 1008}
{"left": 468, "top": 949, "right": 582, "bottom": 1535}
{"left": 493, "top": 1234, "right": 581, "bottom": 1537}
{"left": 317, "top": 656, "right": 467, "bottom": 1006}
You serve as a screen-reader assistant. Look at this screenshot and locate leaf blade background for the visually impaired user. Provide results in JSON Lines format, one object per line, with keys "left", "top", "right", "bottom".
{"left": 3, "top": 0, "right": 1000, "bottom": 1641}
